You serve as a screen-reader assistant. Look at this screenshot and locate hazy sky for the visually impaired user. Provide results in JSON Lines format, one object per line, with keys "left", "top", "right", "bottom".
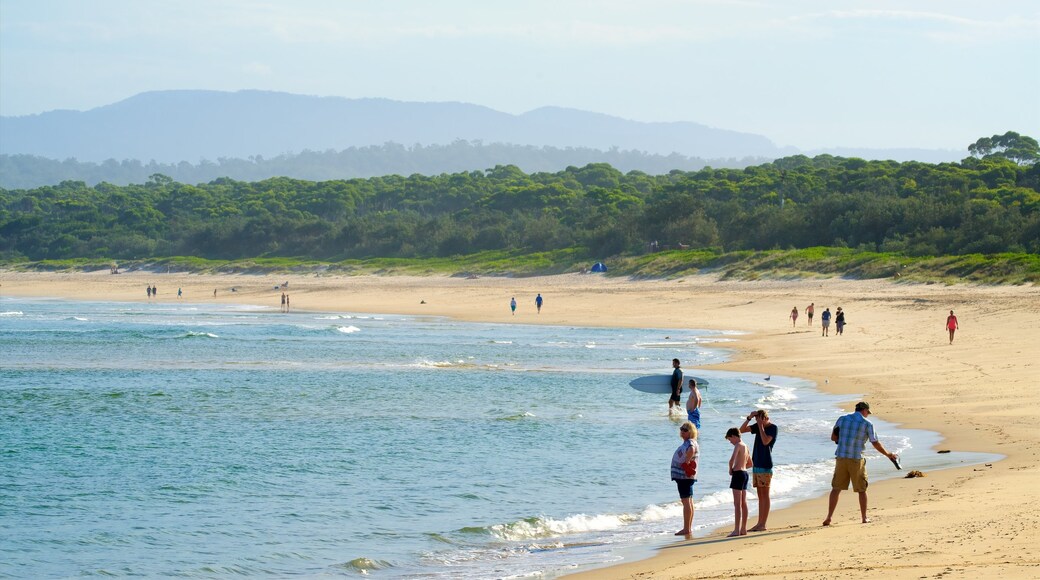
{"left": 1, "top": 0, "right": 1037, "bottom": 150}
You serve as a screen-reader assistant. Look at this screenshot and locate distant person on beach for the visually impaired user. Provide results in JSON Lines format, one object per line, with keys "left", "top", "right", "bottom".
{"left": 821, "top": 308, "right": 832, "bottom": 336}
{"left": 740, "top": 409, "right": 777, "bottom": 531}
{"left": 686, "top": 378, "right": 702, "bottom": 429}
{"left": 510, "top": 297, "right": 517, "bottom": 315}
{"left": 671, "top": 420, "right": 699, "bottom": 537}
{"left": 806, "top": 303, "right": 815, "bottom": 326}
{"left": 153, "top": 286, "right": 157, "bottom": 297}
{"left": 536, "top": 293, "right": 543, "bottom": 313}
{"left": 177, "top": 288, "right": 182, "bottom": 299}
{"left": 946, "top": 310, "right": 959, "bottom": 344}
{"left": 285, "top": 294, "right": 290, "bottom": 312}
{"left": 213, "top": 289, "right": 217, "bottom": 298}
{"left": 790, "top": 306, "right": 799, "bottom": 327}
{"left": 146, "top": 285, "right": 152, "bottom": 299}
{"left": 823, "top": 402, "right": 900, "bottom": 526}
{"left": 835, "top": 307, "right": 846, "bottom": 335}
{"left": 726, "top": 427, "right": 752, "bottom": 537}
{"left": 669, "top": 359, "right": 684, "bottom": 416}
{"left": 281, "top": 292, "right": 287, "bottom": 313}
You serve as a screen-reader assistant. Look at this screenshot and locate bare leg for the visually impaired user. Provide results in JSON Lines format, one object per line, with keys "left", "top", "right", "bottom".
{"left": 749, "top": 486, "right": 770, "bottom": 531}
{"left": 676, "top": 497, "right": 694, "bottom": 535}
{"left": 949, "top": 329, "right": 955, "bottom": 344}
{"left": 858, "top": 491, "right": 870, "bottom": 523}
{"left": 728, "top": 490, "right": 742, "bottom": 536}
{"left": 823, "top": 489, "right": 841, "bottom": 526}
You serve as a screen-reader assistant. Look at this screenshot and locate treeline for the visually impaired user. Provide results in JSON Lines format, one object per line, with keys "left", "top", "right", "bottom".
{"left": 1, "top": 151, "right": 1038, "bottom": 262}
{"left": 0, "top": 141, "right": 769, "bottom": 190}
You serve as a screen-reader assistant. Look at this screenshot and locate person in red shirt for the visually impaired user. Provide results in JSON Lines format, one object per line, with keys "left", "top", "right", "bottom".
{"left": 946, "top": 310, "right": 959, "bottom": 344}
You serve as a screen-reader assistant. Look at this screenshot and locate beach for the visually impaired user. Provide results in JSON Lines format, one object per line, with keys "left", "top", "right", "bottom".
{"left": 2, "top": 270, "right": 1038, "bottom": 578}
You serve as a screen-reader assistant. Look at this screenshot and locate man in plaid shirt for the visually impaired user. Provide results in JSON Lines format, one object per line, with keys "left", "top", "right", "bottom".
{"left": 823, "top": 402, "right": 899, "bottom": 526}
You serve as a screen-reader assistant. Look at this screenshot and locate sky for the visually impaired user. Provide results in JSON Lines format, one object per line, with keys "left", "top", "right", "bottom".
{"left": 1, "top": 0, "right": 1038, "bottom": 150}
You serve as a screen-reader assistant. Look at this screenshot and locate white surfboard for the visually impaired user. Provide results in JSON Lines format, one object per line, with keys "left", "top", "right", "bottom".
{"left": 629, "top": 374, "right": 709, "bottom": 394}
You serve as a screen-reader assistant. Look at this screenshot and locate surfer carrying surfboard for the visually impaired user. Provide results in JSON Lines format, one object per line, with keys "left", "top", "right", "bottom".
{"left": 669, "top": 359, "right": 684, "bottom": 416}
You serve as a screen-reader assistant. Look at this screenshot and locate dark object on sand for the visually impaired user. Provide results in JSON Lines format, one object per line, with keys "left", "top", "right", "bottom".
{"left": 905, "top": 470, "right": 925, "bottom": 478}
{"left": 937, "top": 449, "right": 951, "bottom": 454}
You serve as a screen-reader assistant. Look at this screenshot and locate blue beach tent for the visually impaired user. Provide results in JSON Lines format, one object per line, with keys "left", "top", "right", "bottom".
{"left": 591, "top": 262, "right": 607, "bottom": 273}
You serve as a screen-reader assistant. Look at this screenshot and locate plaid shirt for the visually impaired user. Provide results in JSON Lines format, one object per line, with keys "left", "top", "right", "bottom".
{"left": 833, "top": 412, "right": 877, "bottom": 459}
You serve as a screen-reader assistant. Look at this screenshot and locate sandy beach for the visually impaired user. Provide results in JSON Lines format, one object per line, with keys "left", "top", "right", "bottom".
{"left": 2, "top": 270, "right": 1038, "bottom": 578}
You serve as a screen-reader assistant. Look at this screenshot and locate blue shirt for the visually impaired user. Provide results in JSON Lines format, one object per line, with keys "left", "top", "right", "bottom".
{"left": 833, "top": 412, "right": 878, "bottom": 459}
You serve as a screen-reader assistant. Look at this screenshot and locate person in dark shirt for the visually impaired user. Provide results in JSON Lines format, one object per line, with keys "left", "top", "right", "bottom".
{"left": 669, "top": 358, "right": 684, "bottom": 416}
{"left": 740, "top": 409, "right": 778, "bottom": 531}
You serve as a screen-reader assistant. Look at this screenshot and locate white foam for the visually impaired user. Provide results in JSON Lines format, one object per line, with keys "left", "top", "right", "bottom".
{"left": 0, "top": 311, "right": 24, "bottom": 317}
{"left": 335, "top": 325, "right": 361, "bottom": 334}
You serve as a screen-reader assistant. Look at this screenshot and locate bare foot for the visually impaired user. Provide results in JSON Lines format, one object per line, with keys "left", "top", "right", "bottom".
{"left": 674, "top": 529, "right": 690, "bottom": 536}
{"left": 861, "top": 518, "right": 871, "bottom": 524}
{"left": 822, "top": 518, "right": 831, "bottom": 526}
{"left": 726, "top": 531, "right": 740, "bottom": 537}
{"left": 748, "top": 526, "right": 767, "bottom": 532}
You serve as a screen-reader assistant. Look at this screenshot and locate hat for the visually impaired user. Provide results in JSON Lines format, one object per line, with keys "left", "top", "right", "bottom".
{"left": 855, "top": 402, "right": 870, "bottom": 412}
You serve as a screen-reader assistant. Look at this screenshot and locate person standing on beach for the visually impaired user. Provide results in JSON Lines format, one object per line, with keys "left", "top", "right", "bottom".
{"left": 177, "top": 288, "right": 182, "bottom": 299}
{"left": 790, "top": 306, "right": 799, "bottom": 327}
{"left": 281, "top": 292, "right": 287, "bottom": 313}
{"left": 671, "top": 421, "right": 699, "bottom": 537}
{"left": 740, "top": 409, "right": 777, "bottom": 531}
{"left": 669, "top": 359, "right": 684, "bottom": 416}
{"left": 146, "top": 285, "right": 152, "bottom": 299}
{"left": 946, "top": 310, "right": 959, "bottom": 344}
{"left": 821, "top": 308, "right": 832, "bottom": 336}
{"left": 686, "top": 378, "right": 702, "bottom": 429}
{"left": 726, "top": 427, "right": 752, "bottom": 537}
{"left": 835, "top": 307, "right": 846, "bottom": 335}
{"left": 823, "top": 402, "right": 899, "bottom": 526}
{"left": 510, "top": 297, "right": 517, "bottom": 315}
{"left": 536, "top": 293, "right": 543, "bottom": 313}
{"left": 806, "top": 303, "right": 815, "bottom": 326}
{"left": 285, "top": 294, "right": 290, "bottom": 312}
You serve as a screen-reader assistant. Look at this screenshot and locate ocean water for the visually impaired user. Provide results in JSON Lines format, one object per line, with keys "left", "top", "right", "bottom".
{"left": 0, "top": 298, "right": 997, "bottom": 578}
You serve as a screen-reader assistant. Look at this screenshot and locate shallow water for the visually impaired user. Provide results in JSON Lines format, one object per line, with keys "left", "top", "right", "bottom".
{"left": 0, "top": 298, "right": 998, "bottom": 578}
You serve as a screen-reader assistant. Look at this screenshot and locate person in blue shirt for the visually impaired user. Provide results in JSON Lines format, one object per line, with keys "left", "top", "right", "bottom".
{"left": 535, "top": 293, "right": 543, "bottom": 313}
{"left": 823, "top": 401, "right": 899, "bottom": 526}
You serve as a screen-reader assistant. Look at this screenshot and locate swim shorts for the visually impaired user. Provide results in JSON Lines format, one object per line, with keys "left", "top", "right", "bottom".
{"left": 674, "top": 478, "right": 695, "bottom": 499}
{"left": 730, "top": 470, "right": 750, "bottom": 490}
{"left": 752, "top": 468, "right": 772, "bottom": 488}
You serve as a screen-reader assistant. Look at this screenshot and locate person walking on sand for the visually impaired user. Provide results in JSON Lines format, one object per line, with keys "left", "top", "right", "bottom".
{"left": 281, "top": 292, "right": 287, "bottom": 313}
{"left": 146, "top": 285, "right": 152, "bottom": 299}
{"left": 821, "top": 308, "right": 832, "bottom": 336}
{"left": 285, "top": 294, "right": 290, "bottom": 312}
{"left": 806, "top": 303, "right": 815, "bottom": 326}
{"left": 536, "top": 293, "right": 543, "bottom": 313}
{"left": 835, "top": 307, "right": 846, "bottom": 335}
{"left": 726, "top": 427, "right": 752, "bottom": 537}
{"left": 790, "top": 306, "right": 799, "bottom": 327}
{"left": 946, "top": 310, "right": 959, "bottom": 344}
{"left": 823, "top": 402, "right": 899, "bottom": 526}
{"left": 510, "top": 297, "right": 517, "bottom": 315}
{"left": 740, "top": 409, "right": 777, "bottom": 532}
{"left": 177, "top": 288, "right": 182, "bottom": 299}
{"left": 669, "top": 359, "right": 684, "bottom": 416}
{"left": 671, "top": 421, "right": 699, "bottom": 537}
{"left": 686, "top": 378, "right": 702, "bottom": 429}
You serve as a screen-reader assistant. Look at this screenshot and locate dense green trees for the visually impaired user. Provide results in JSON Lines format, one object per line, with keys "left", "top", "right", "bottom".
{"left": 1, "top": 151, "right": 1038, "bottom": 262}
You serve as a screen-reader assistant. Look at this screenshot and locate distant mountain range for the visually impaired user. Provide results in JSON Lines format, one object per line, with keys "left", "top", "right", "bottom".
{"left": 0, "top": 90, "right": 964, "bottom": 187}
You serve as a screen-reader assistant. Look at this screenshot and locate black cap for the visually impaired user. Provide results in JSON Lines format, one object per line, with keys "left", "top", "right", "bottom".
{"left": 855, "top": 402, "right": 870, "bottom": 412}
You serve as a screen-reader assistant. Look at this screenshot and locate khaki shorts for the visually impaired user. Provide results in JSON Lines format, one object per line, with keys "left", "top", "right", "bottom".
{"left": 832, "top": 457, "right": 868, "bottom": 492}
{"left": 752, "top": 470, "right": 772, "bottom": 488}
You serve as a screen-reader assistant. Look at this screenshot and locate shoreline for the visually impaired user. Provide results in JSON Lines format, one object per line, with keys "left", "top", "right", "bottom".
{"left": 3, "top": 270, "right": 1039, "bottom": 578}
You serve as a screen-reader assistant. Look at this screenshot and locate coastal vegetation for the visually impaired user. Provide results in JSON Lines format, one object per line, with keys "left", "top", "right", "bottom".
{"left": 2, "top": 132, "right": 1037, "bottom": 283}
